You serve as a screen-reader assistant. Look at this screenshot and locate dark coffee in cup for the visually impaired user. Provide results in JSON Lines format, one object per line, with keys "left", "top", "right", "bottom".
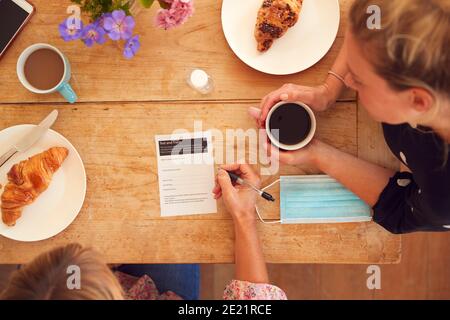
{"left": 265, "top": 101, "right": 316, "bottom": 151}
{"left": 268, "top": 103, "right": 311, "bottom": 145}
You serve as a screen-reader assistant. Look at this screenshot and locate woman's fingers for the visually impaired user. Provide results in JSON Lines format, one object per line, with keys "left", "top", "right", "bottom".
{"left": 259, "top": 94, "right": 270, "bottom": 125}
{"left": 218, "top": 164, "right": 260, "bottom": 186}
{"left": 279, "top": 93, "right": 289, "bottom": 101}
{"left": 219, "top": 163, "right": 241, "bottom": 172}
{"left": 248, "top": 107, "right": 265, "bottom": 129}
{"left": 217, "top": 169, "right": 234, "bottom": 194}
{"left": 262, "top": 138, "right": 280, "bottom": 162}
{"left": 259, "top": 83, "right": 298, "bottom": 121}
{"left": 213, "top": 172, "right": 221, "bottom": 193}
{"left": 262, "top": 136, "right": 295, "bottom": 165}
{"left": 260, "top": 92, "right": 281, "bottom": 124}
{"left": 212, "top": 182, "right": 222, "bottom": 199}
{"left": 237, "top": 163, "right": 260, "bottom": 184}
{"left": 259, "top": 87, "right": 286, "bottom": 124}
{"left": 248, "top": 106, "right": 262, "bottom": 120}
{"left": 212, "top": 182, "right": 221, "bottom": 194}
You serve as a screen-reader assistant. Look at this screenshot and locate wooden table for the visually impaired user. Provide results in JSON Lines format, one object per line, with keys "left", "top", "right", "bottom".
{"left": 0, "top": 0, "right": 401, "bottom": 264}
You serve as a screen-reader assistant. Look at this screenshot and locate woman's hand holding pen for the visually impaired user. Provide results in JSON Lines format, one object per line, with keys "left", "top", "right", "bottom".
{"left": 213, "top": 163, "right": 261, "bottom": 226}
{"left": 214, "top": 163, "right": 270, "bottom": 284}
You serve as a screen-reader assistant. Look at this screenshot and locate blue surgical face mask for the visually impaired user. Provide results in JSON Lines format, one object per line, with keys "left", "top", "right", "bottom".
{"left": 256, "top": 175, "right": 372, "bottom": 224}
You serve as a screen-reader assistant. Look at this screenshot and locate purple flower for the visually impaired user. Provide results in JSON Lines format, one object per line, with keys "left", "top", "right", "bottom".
{"left": 81, "top": 23, "right": 106, "bottom": 47}
{"left": 156, "top": 0, "right": 194, "bottom": 30}
{"left": 103, "top": 10, "right": 135, "bottom": 40}
{"left": 59, "top": 18, "right": 84, "bottom": 41}
{"left": 123, "top": 35, "right": 140, "bottom": 59}
{"left": 95, "top": 13, "right": 112, "bottom": 29}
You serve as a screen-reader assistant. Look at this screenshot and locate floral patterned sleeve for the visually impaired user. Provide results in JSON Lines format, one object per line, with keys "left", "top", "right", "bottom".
{"left": 223, "top": 280, "right": 287, "bottom": 300}
{"left": 114, "top": 271, "right": 182, "bottom": 300}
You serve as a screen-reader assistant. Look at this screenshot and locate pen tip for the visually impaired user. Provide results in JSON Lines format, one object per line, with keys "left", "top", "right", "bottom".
{"left": 262, "top": 191, "right": 275, "bottom": 202}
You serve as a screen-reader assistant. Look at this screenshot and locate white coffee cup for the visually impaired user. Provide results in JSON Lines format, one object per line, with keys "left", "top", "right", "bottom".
{"left": 17, "top": 43, "right": 77, "bottom": 103}
{"left": 265, "top": 101, "right": 316, "bottom": 151}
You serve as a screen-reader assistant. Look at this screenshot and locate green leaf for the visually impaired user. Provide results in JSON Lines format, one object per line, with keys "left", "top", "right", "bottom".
{"left": 158, "top": 0, "right": 170, "bottom": 9}
{"left": 69, "top": 0, "right": 141, "bottom": 20}
{"left": 140, "top": 0, "right": 155, "bottom": 8}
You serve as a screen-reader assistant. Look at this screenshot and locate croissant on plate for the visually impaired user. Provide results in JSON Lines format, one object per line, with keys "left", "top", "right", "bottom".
{"left": 255, "top": 0, "right": 303, "bottom": 52}
{"left": 1, "top": 147, "right": 69, "bottom": 226}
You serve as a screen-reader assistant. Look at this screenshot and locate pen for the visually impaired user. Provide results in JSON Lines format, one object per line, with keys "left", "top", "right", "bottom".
{"left": 224, "top": 170, "right": 275, "bottom": 202}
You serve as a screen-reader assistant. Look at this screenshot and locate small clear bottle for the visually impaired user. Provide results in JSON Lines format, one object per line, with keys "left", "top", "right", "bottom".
{"left": 186, "top": 68, "right": 214, "bottom": 95}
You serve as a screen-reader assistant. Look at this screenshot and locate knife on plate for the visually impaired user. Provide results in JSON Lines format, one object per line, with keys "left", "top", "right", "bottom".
{"left": 0, "top": 110, "right": 59, "bottom": 168}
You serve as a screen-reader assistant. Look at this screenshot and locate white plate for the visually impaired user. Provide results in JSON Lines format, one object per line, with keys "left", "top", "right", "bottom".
{"left": 0, "top": 125, "right": 86, "bottom": 242}
{"left": 221, "top": 0, "right": 340, "bottom": 75}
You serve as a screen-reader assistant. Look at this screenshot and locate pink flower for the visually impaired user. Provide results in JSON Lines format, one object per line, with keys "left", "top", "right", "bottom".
{"left": 156, "top": 0, "right": 194, "bottom": 30}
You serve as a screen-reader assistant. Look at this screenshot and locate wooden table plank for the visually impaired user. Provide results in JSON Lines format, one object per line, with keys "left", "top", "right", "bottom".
{"left": 0, "top": 102, "right": 400, "bottom": 263}
{"left": 0, "top": 219, "right": 400, "bottom": 264}
{"left": 0, "top": 102, "right": 357, "bottom": 222}
{"left": 0, "top": 0, "right": 355, "bottom": 103}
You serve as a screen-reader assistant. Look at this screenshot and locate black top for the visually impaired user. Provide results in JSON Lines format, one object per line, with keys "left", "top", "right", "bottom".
{"left": 372, "top": 123, "right": 450, "bottom": 234}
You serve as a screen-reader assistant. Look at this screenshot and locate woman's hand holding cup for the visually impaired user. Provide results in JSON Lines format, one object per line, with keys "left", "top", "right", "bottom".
{"left": 257, "top": 83, "right": 334, "bottom": 128}
{"left": 248, "top": 106, "right": 325, "bottom": 168}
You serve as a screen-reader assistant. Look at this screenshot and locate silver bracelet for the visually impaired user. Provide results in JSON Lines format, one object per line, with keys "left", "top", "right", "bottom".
{"left": 328, "top": 70, "right": 347, "bottom": 86}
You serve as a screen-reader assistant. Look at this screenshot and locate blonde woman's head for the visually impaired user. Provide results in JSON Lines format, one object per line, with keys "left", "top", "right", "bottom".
{"left": 0, "top": 244, "right": 123, "bottom": 300}
{"left": 346, "top": 0, "right": 450, "bottom": 127}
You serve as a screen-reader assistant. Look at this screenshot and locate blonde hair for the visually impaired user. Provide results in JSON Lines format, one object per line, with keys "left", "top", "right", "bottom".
{"left": 350, "top": 0, "right": 450, "bottom": 163}
{"left": 350, "top": 0, "right": 450, "bottom": 97}
{"left": 0, "top": 244, "right": 123, "bottom": 300}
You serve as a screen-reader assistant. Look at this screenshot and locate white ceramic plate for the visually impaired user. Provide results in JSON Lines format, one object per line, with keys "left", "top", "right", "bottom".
{"left": 221, "top": 0, "right": 340, "bottom": 75}
{"left": 0, "top": 125, "right": 86, "bottom": 242}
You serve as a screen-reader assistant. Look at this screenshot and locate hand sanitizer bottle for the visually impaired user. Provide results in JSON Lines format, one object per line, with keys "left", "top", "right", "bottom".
{"left": 187, "top": 68, "right": 214, "bottom": 95}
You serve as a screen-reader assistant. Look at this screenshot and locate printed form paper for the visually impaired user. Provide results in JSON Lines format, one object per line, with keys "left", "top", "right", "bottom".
{"left": 155, "top": 131, "right": 217, "bottom": 217}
